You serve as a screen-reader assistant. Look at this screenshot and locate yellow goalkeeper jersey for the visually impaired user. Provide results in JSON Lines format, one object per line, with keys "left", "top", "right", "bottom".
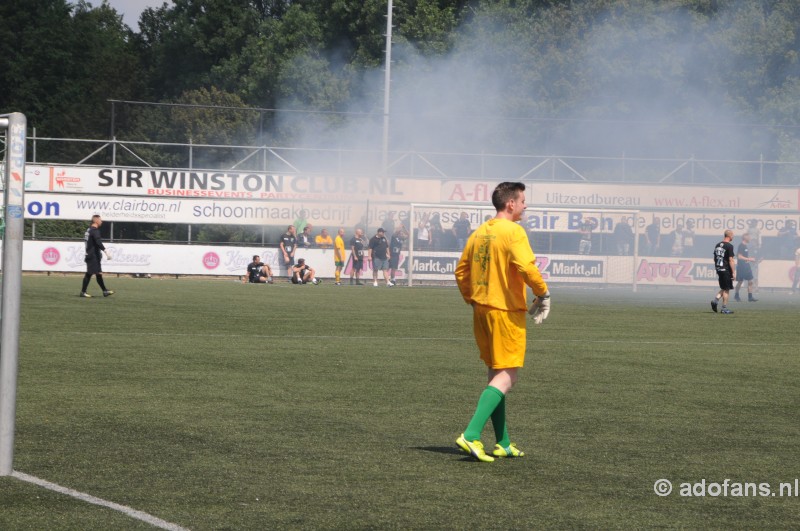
{"left": 455, "top": 218, "right": 548, "bottom": 311}
{"left": 334, "top": 235, "right": 346, "bottom": 260}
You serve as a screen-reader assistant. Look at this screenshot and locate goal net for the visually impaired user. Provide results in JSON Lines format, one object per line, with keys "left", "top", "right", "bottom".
{"left": 407, "top": 203, "right": 641, "bottom": 289}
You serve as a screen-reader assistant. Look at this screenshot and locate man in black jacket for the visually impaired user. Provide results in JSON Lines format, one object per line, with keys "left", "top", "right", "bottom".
{"left": 80, "top": 215, "right": 114, "bottom": 298}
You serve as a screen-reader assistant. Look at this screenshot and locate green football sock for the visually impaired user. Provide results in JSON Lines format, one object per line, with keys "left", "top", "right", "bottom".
{"left": 491, "top": 395, "right": 510, "bottom": 448}
{"left": 464, "top": 386, "right": 505, "bottom": 441}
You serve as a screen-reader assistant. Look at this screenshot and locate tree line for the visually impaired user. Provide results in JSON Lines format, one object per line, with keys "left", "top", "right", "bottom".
{"left": 3, "top": 1, "right": 800, "bottom": 160}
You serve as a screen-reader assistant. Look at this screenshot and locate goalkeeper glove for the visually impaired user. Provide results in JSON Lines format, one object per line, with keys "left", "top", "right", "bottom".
{"left": 104, "top": 251, "right": 112, "bottom": 260}
{"left": 528, "top": 291, "right": 551, "bottom": 324}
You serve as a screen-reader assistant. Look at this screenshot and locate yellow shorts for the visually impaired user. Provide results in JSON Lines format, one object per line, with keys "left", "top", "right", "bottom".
{"left": 472, "top": 304, "right": 527, "bottom": 369}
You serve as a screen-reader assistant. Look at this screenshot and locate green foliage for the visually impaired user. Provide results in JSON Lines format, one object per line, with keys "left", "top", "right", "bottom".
{"left": 6, "top": 0, "right": 800, "bottom": 167}
{"left": 396, "top": 0, "right": 460, "bottom": 56}
{"left": 24, "top": 220, "right": 86, "bottom": 240}
{"left": 115, "top": 87, "right": 258, "bottom": 168}
{"left": 170, "top": 87, "right": 257, "bottom": 145}
{"left": 0, "top": 0, "right": 142, "bottom": 162}
{"left": 194, "top": 223, "right": 264, "bottom": 243}
{"left": 136, "top": 0, "right": 263, "bottom": 99}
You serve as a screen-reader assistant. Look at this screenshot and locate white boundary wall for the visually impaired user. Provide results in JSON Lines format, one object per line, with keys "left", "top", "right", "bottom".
{"left": 15, "top": 241, "right": 799, "bottom": 289}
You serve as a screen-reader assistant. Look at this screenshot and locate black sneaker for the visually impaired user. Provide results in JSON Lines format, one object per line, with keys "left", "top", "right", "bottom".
{"left": 103, "top": 290, "right": 115, "bottom": 297}
{"left": 80, "top": 292, "right": 92, "bottom": 298}
{"left": 721, "top": 307, "right": 734, "bottom": 314}
{"left": 711, "top": 300, "right": 718, "bottom": 313}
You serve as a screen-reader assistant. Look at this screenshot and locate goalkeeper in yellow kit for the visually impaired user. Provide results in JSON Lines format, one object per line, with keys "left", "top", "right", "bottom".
{"left": 454, "top": 182, "right": 550, "bottom": 462}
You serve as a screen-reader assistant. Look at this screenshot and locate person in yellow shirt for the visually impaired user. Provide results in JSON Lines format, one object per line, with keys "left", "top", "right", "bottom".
{"left": 315, "top": 228, "right": 334, "bottom": 249}
{"left": 333, "top": 227, "right": 346, "bottom": 285}
{"left": 454, "top": 181, "right": 550, "bottom": 462}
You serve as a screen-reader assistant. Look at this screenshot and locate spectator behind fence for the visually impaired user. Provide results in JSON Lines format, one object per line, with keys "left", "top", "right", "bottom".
{"left": 645, "top": 217, "right": 661, "bottom": 255}
{"left": 682, "top": 219, "right": 696, "bottom": 256}
{"left": 430, "top": 213, "right": 444, "bottom": 251}
{"left": 294, "top": 210, "right": 309, "bottom": 233}
{"left": 452, "top": 212, "right": 472, "bottom": 251}
{"left": 315, "top": 228, "right": 333, "bottom": 249}
{"left": 578, "top": 217, "right": 598, "bottom": 255}
{"left": 670, "top": 221, "right": 686, "bottom": 256}
{"left": 778, "top": 220, "right": 797, "bottom": 259}
{"left": 299, "top": 225, "right": 313, "bottom": 248}
{"left": 613, "top": 217, "right": 634, "bottom": 255}
{"left": 417, "top": 213, "right": 432, "bottom": 250}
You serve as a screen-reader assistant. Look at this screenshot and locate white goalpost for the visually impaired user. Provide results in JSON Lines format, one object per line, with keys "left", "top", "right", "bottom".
{"left": 0, "top": 112, "right": 27, "bottom": 476}
{"left": 407, "top": 202, "right": 641, "bottom": 290}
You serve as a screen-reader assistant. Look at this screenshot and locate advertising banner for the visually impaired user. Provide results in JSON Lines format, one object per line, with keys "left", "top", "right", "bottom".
{"left": 410, "top": 252, "right": 610, "bottom": 284}
{"left": 13, "top": 242, "right": 797, "bottom": 288}
{"left": 23, "top": 191, "right": 800, "bottom": 240}
{"left": 19, "top": 241, "right": 411, "bottom": 281}
{"left": 442, "top": 180, "right": 800, "bottom": 212}
{"left": 407, "top": 250, "right": 796, "bottom": 289}
{"left": 22, "top": 192, "right": 424, "bottom": 230}
{"left": 11, "top": 165, "right": 800, "bottom": 215}
{"left": 631, "top": 256, "right": 797, "bottom": 288}
{"left": 20, "top": 164, "right": 437, "bottom": 203}
{"left": 10, "top": 164, "right": 799, "bottom": 239}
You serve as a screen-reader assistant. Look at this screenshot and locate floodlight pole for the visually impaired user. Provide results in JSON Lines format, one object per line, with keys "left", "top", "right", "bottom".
{"left": 381, "top": 0, "right": 393, "bottom": 177}
{"left": 0, "top": 112, "right": 26, "bottom": 476}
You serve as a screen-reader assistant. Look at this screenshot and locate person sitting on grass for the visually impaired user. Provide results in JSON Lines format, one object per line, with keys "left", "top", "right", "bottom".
{"left": 245, "top": 255, "right": 273, "bottom": 284}
{"left": 291, "top": 258, "right": 321, "bottom": 285}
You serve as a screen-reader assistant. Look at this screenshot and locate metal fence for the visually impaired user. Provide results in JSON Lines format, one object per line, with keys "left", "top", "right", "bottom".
{"left": 4, "top": 133, "right": 800, "bottom": 186}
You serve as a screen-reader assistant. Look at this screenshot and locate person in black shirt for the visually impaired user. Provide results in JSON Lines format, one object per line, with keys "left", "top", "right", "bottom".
{"left": 368, "top": 228, "right": 392, "bottom": 287}
{"left": 299, "top": 225, "right": 313, "bottom": 248}
{"left": 711, "top": 229, "right": 736, "bottom": 314}
{"left": 279, "top": 225, "right": 297, "bottom": 276}
{"left": 291, "top": 258, "right": 320, "bottom": 285}
{"left": 350, "top": 228, "right": 365, "bottom": 285}
{"left": 645, "top": 217, "right": 660, "bottom": 255}
{"left": 452, "top": 213, "right": 472, "bottom": 251}
{"left": 245, "top": 255, "right": 273, "bottom": 284}
{"left": 80, "top": 215, "right": 114, "bottom": 298}
{"left": 613, "top": 218, "right": 634, "bottom": 255}
{"left": 389, "top": 225, "right": 408, "bottom": 286}
{"left": 734, "top": 233, "right": 757, "bottom": 302}
{"left": 778, "top": 221, "right": 797, "bottom": 259}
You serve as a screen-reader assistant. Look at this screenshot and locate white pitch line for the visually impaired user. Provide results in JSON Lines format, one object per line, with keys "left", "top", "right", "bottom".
{"left": 63, "top": 330, "right": 796, "bottom": 347}
{"left": 11, "top": 471, "right": 189, "bottom": 531}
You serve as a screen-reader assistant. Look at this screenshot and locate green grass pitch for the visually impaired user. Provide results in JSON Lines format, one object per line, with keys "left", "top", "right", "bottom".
{"left": 1, "top": 276, "right": 799, "bottom": 529}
